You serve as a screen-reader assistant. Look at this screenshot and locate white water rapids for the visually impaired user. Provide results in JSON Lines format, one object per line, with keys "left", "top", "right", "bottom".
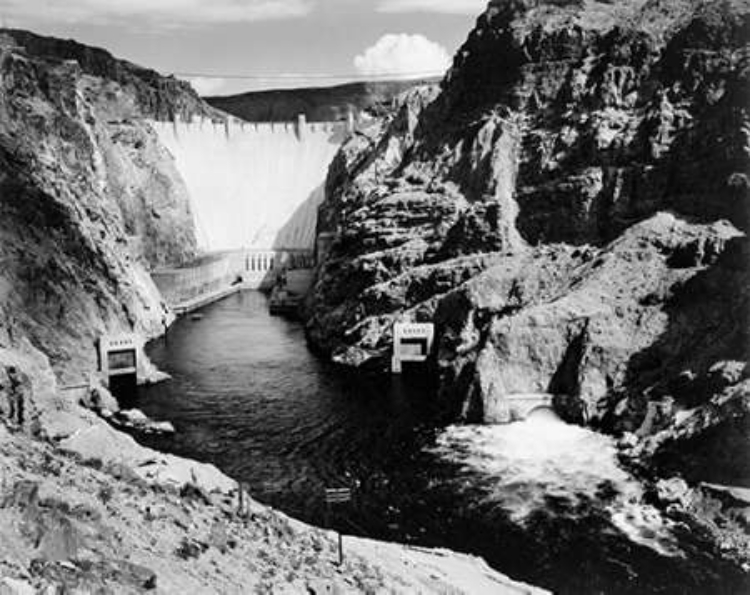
{"left": 429, "top": 412, "right": 683, "bottom": 558}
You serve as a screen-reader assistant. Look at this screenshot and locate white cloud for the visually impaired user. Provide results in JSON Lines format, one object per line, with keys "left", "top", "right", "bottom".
{"left": 0, "top": 0, "right": 312, "bottom": 28}
{"left": 378, "top": 0, "right": 487, "bottom": 14}
{"left": 354, "top": 33, "right": 451, "bottom": 79}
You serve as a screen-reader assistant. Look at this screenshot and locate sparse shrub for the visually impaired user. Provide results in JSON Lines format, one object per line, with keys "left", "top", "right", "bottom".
{"left": 98, "top": 484, "right": 114, "bottom": 504}
{"left": 179, "top": 482, "right": 211, "bottom": 506}
{"left": 82, "top": 457, "right": 103, "bottom": 470}
{"left": 174, "top": 537, "right": 207, "bottom": 560}
{"left": 103, "top": 461, "right": 141, "bottom": 485}
{"left": 39, "top": 452, "right": 63, "bottom": 476}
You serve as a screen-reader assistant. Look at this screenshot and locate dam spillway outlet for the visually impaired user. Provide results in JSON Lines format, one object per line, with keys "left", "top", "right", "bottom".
{"left": 151, "top": 117, "right": 346, "bottom": 252}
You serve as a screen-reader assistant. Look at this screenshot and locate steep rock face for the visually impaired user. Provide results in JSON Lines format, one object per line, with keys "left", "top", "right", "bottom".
{"left": 307, "top": 0, "right": 749, "bottom": 434}
{"left": 0, "top": 31, "right": 199, "bottom": 389}
{"left": 2, "top": 28, "right": 214, "bottom": 121}
{"left": 438, "top": 214, "right": 746, "bottom": 425}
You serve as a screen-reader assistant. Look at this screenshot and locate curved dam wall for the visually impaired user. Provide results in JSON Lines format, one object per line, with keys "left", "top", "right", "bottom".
{"left": 151, "top": 118, "right": 347, "bottom": 251}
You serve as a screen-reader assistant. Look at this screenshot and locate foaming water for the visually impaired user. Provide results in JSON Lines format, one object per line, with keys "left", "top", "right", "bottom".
{"left": 430, "top": 416, "right": 682, "bottom": 557}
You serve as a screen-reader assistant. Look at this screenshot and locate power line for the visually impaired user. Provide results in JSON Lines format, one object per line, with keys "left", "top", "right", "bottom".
{"left": 173, "top": 69, "right": 446, "bottom": 82}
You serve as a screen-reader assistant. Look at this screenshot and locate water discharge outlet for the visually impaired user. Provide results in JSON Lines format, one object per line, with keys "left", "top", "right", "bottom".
{"left": 391, "top": 322, "right": 435, "bottom": 374}
{"left": 98, "top": 334, "right": 139, "bottom": 404}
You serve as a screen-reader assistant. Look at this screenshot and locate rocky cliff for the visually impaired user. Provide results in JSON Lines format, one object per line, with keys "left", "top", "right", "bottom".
{"left": 0, "top": 29, "right": 204, "bottom": 424}
{"left": 2, "top": 29, "right": 213, "bottom": 122}
{"left": 307, "top": 0, "right": 749, "bottom": 449}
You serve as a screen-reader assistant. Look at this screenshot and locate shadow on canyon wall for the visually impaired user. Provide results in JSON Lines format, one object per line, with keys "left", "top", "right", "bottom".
{"left": 271, "top": 182, "right": 325, "bottom": 251}
{"left": 617, "top": 234, "right": 750, "bottom": 484}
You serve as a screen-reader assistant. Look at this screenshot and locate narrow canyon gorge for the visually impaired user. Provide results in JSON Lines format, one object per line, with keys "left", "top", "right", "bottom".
{"left": 0, "top": 1, "right": 748, "bottom": 593}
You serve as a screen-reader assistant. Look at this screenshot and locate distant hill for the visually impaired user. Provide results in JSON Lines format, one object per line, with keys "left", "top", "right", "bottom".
{"left": 205, "top": 79, "right": 440, "bottom": 123}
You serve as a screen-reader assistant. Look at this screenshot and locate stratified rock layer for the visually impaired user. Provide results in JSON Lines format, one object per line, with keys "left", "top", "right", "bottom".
{"left": 307, "top": 0, "right": 750, "bottom": 437}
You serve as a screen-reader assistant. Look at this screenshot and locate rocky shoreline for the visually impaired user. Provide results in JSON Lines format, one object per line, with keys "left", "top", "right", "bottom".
{"left": 0, "top": 315, "right": 545, "bottom": 593}
{"left": 1, "top": 404, "right": 546, "bottom": 594}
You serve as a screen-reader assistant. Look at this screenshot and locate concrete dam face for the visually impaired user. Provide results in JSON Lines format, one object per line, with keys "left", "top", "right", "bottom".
{"left": 152, "top": 118, "right": 346, "bottom": 252}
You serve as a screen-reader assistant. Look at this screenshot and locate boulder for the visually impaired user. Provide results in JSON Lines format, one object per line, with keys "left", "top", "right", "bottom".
{"left": 655, "top": 477, "right": 692, "bottom": 507}
{"left": 37, "top": 514, "right": 80, "bottom": 562}
{"left": 111, "top": 409, "right": 175, "bottom": 435}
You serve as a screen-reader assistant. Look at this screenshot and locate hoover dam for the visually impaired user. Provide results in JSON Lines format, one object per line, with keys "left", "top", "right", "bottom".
{"left": 148, "top": 115, "right": 348, "bottom": 310}
{"left": 151, "top": 116, "right": 347, "bottom": 252}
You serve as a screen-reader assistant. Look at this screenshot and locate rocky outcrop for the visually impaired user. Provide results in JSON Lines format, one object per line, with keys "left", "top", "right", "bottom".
{"left": 0, "top": 422, "right": 547, "bottom": 594}
{"left": 307, "top": 0, "right": 749, "bottom": 442}
{"left": 438, "top": 214, "right": 747, "bottom": 425}
{"left": 1, "top": 29, "right": 215, "bottom": 121}
{"left": 0, "top": 31, "right": 201, "bottom": 386}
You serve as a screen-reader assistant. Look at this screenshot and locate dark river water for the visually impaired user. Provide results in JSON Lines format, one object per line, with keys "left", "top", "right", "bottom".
{"left": 137, "top": 291, "right": 746, "bottom": 594}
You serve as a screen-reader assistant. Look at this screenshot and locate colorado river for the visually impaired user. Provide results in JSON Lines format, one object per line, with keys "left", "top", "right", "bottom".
{"left": 137, "top": 291, "right": 744, "bottom": 594}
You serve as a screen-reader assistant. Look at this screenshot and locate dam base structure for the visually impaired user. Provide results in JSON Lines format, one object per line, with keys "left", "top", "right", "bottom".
{"left": 152, "top": 249, "right": 315, "bottom": 315}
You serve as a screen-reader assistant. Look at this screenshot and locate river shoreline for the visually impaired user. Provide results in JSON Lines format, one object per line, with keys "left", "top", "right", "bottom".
{"left": 1, "top": 421, "right": 546, "bottom": 594}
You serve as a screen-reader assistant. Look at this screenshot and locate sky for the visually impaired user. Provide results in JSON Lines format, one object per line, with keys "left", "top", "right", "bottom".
{"left": 0, "top": 0, "right": 488, "bottom": 95}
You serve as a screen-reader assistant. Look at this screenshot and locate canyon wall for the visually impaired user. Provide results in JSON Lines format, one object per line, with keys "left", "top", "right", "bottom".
{"left": 152, "top": 119, "right": 345, "bottom": 251}
{"left": 0, "top": 26, "right": 347, "bottom": 430}
{"left": 307, "top": 0, "right": 750, "bottom": 452}
{"left": 0, "top": 29, "right": 203, "bottom": 430}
